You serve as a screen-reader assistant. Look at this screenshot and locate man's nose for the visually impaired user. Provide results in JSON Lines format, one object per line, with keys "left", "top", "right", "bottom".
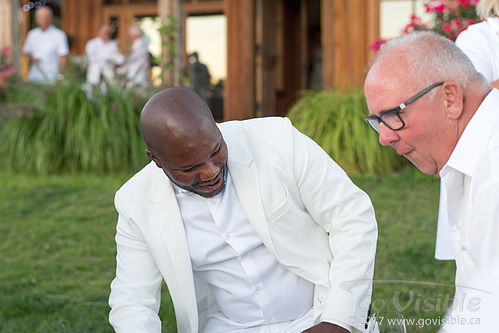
{"left": 199, "top": 161, "right": 220, "bottom": 182}
{"left": 378, "top": 123, "right": 400, "bottom": 146}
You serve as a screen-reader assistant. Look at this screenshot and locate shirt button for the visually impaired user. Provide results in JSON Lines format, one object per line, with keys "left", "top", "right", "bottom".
{"left": 255, "top": 286, "right": 261, "bottom": 292}
{"left": 265, "top": 317, "right": 271, "bottom": 323}
{"left": 241, "top": 254, "right": 247, "bottom": 259}
{"left": 455, "top": 225, "right": 462, "bottom": 232}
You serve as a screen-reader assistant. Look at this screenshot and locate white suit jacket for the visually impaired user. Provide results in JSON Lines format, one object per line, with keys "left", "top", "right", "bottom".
{"left": 109, "top": 117, "right": 377, "bottom": 333}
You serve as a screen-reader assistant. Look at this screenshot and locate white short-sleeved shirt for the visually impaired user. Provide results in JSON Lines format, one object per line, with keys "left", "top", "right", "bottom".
{"left": 23, "top": 25, "right": 69, "bottom": 83}
{"left": 85, "top": 37, "right": 123, "bottom": 85}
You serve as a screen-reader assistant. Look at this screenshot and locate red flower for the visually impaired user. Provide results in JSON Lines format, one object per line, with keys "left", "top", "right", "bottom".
{"left": 442, "top": 22, "right": 453, "bottom": 33}
{"left": 466, "top": 19, "right": 476, "bottom": 26}
{"left": 433, "top": 4, "right": 446, "bottom": 12}
{"left": 451, "top": 19, "right": 462, "bottom": 27}
{"left": 370, "top": 39, "right": 387, "bottom": 52}
{"left": 0, "top": 45, "right": 10, "bottom": 54}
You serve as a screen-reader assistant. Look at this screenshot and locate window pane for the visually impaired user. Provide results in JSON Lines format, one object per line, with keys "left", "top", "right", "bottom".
{"left": 380, "top": 0, "right": 432, "bottom": 39}
{"left": 186, "top": 14, "right": 227, "bottom": 120}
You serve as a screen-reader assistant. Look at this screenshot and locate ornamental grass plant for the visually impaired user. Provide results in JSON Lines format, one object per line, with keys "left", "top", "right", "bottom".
{"left": 0, "top": 78, "right": 151, "bottom": 174}
{"left": 288, "top": 89, "right": 408, "bottom": 175}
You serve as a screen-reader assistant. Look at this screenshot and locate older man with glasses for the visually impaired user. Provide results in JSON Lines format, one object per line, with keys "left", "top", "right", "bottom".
{"left": 364, "top": 31, "right": 499, "bottom": 331}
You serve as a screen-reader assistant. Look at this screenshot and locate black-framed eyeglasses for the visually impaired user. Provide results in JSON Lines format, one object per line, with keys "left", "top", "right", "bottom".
{"left": 364, "top": 81, "right": 444, "bottom": 134}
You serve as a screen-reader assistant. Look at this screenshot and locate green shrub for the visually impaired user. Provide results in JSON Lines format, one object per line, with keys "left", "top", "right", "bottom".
{"left": 0, "top": 79, "right": 151, "bottom": 174}
{"left": 288, "top": 89, "right": 407, "bottom": 175}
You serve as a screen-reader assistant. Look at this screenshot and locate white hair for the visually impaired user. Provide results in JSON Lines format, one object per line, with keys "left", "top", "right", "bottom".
{"left": 477, "top": 0, "right": 499, "bottom": 18}
{"left": 368, "top": 31, "right": 482, "bottom": 90}
{"left": 35, "top": 6, "right": 53, "bottom": 18}
{"left": 129, "top": 25, "right": 143, "bottom": 37}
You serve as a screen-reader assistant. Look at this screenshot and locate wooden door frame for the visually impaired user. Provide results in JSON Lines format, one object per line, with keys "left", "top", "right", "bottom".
{"left": 102, "top": 3, "right": 158, "bottom": 52}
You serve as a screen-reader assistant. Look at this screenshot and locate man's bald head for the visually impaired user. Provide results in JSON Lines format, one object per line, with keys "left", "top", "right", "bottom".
{"left": 35, "top": 6, "right": 53, "bottom": 30}
{"left": 140, "top": 87, "right": 215, "bottom": 153}
{"left": 366, "top": 31, "right": 480, "bottom": 91}
{"left": 140, "top": 87, "right": 227, "bottom": 197}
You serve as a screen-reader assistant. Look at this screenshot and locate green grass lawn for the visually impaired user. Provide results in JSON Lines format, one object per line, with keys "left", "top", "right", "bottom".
{"left": 0, "top": 167, "right": 455, "bottom": 332}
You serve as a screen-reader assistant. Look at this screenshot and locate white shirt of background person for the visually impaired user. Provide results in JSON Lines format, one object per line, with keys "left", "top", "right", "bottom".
{"left": 121, "top": 25, "right": 150, "bottom": 87}
{"left": 85, "top": 24, "right": 124, "bottom": 86}
{"left": 23, "top": 6, "right": 68, "bottom": 83}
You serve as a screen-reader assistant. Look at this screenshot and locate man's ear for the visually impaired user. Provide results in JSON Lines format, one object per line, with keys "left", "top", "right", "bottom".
{"left": 145, "top": 148, "right": 162, "bottom": 168}
{"left": 442, "top": 81, "right": 463, "bottom": 120}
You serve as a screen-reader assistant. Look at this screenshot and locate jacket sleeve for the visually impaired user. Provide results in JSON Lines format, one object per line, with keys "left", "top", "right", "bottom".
{"left": 286, "top": 118, "right": 377, "bottom": 332}
{"left": 109, "top": 192, "right": 163, "bottom": 333}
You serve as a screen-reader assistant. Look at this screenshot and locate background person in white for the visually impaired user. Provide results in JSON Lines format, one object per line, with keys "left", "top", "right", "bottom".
{"left": 364, "top": 31, "right": 499, "bottom": 331}
{"left": 118, "top": 25, "right": 150, "bottom": 87}
{"left": 85, "top": 24, "right": 123, "bottom": 90}
{"left": 109, "top": 87, "right": 378, "bottom": 333}
{"left": 22, "top": 6, "right": 68, "bottom": 83}
{"left": 456, "top": 0, "right": 499, "bottom": 89}
{"left": 435, "top": 0, "right": 499, "bottom": 261}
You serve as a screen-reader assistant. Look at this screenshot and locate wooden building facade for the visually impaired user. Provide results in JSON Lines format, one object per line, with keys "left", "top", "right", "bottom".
{"left": 13, "top": 0, "right": 380, "bottom": 120}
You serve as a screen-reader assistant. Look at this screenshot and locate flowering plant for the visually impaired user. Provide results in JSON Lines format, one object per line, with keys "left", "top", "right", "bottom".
{"left": 427, "top": 0, "right": 480, "bottom": 40}
{"left": 370, "top": 0, "right": 480, "bottom": 51}
{"left": 0, "top": 46, "right": 16, "bottom": 93}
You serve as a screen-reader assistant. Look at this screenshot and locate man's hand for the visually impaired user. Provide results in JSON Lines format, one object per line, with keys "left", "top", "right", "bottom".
{"left": 302, "top": 322, "right": 349, "bottom": 333}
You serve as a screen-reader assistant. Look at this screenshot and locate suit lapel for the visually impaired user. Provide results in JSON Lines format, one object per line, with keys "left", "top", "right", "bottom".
{"left": 147, "top": 168, "right": 198, "bottom": 331}
{"left": 228, "top": 160, "right": 276, "bottom": 254}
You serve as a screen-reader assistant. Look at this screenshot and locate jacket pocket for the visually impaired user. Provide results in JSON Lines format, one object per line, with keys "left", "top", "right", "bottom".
{"left": 266, "top": 185, "right": 291, "bottom": 222}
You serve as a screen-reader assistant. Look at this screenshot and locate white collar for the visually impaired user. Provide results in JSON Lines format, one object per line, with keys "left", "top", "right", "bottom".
{"left": 441, "top": 89, "right": 499, "bottom": 178}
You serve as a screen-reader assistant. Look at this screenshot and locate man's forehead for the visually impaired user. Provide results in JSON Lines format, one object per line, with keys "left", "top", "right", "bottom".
{"left": 365, "top": 73, "right": 406, "bottom": 114}
{"left": 172, "top": 132, "right": 223, "bottom": 168}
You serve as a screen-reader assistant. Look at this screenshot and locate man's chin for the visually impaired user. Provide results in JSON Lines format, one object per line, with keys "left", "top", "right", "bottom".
{"left": 195, "top": 172, "right": 226, "bottom": 198}
{"left": 196, "top": 182, "right": 225, "bottom": 198}
{"left": 407, "top": 158, "right": 438, "bottom": 176}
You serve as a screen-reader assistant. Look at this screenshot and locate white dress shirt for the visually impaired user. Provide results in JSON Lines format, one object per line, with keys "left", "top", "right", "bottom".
{"left": 175, "top": 173, "right": 314, "bottom": 331}
{"left": 85, "top": 37, "right": 123, "bottom": 85}
{"left": 436, "top": 18, "right": 499, "bottom": 260}
{"left": 23, "top": 25, "right": 69, "bottom": 83}
{"left": 439, "top": 89, "right": 499, "bottom": 300}
{"left": 174, "top": 173, "right": 352, "bottom": 332}
{"left": 441, "top": 265, "right": 499, "bottom": 332}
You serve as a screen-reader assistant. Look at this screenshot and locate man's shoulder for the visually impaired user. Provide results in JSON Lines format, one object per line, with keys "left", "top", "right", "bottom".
{"left": 86, "top": 37, "right": 100, "bottom": 46}
{"left": 115, "top": 162, "right": 161, "bottom": 201}
{"left": 456, "top": 20, "right": 495, "bottom": 46}
{"left": 219, "top": 116, "right": 291, "bottom": 136}
{"left": 46, "top": 26, "right": 67, "bottom": 40}
{"left": 26, "top": 27, "right": 42, "bottom": 37}
{"left": 220, "top": 117, "right": 296, "bottom": 164}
